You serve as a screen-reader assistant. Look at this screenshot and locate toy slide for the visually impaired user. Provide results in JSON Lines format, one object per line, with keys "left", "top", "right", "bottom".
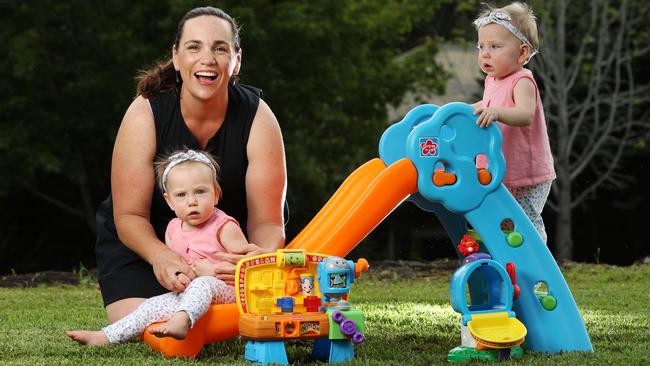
{"left": 286, "top": 157, "right": 417, "bottom": 255}
{"left": 382, "top": 103, "right": 592, "bottom": 353}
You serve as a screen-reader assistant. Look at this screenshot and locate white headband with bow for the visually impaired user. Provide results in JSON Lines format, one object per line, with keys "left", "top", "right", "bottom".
{"left": 162, "top": 150, "right": 217, "bottom": 192}
{"left": 474, "top": 10, "right": 539, "bottom": 63}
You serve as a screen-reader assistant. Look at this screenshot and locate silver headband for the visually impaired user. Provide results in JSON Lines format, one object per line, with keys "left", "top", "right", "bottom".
{"left": 474, "top": 11, "right": 539, "bottom": 63}
{"left": 161, "top": 150, "right": 217, "bottom": 192}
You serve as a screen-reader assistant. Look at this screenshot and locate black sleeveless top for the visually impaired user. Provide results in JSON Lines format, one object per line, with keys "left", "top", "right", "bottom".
{"left": 94, "top": 83, "right": 260, "bottom": 306}
{"left": 148, "top": 83, "right": 261, "bottom": 237}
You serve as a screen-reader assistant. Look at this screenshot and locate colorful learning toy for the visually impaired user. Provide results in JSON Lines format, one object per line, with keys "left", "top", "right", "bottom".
{"left": 142, "top": 103, "right": 592, "bottom": 360}
{"left": 236, "top": 249, "right": 368, "bottom": 365}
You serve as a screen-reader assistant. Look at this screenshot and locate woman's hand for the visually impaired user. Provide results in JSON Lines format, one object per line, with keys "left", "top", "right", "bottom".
{"left": 211, "top": 261, "right": 237, "bottom": 286}
{"left": 216, "top": 243, "right": 270, "bottom": 264}
{"left": 151, "top": 247, "right": 196, "bottom": 293}
{"left": 213, "top": 244, "right": 273, "bottom": 285}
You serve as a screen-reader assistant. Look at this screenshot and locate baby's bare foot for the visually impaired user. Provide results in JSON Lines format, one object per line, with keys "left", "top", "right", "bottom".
{"left": 148, "top": 312, "right": 191, "bottom": 340}
{"left": 66, "top": 330, "right": 109, "bottom": 345}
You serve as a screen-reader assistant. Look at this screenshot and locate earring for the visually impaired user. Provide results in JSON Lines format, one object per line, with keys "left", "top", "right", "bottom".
{"left": 175, "top": 71, "right": 180, "bottom": 84}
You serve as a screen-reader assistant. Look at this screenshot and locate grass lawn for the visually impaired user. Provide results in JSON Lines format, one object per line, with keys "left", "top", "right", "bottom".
{"left": 0, "top": 262, "right": 648, "bottom": 365}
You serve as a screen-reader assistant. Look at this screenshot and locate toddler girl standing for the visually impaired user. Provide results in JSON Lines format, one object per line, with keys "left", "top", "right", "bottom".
{"left": 472, "top": 2, "right": 555, "bottom": 242}
{"left": 67, "top": 149, "right": 261, "bottom": 344}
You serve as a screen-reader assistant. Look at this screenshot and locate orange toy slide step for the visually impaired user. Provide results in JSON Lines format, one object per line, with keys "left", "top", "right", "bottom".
{"left": 287, "top": 158, "right": 418, "bottom": 256}
{"left": 142, "top": 303, "right": 239, "bottom": 358}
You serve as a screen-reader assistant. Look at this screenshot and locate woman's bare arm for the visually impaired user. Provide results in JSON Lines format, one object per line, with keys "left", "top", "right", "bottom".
{"left": 244, "top": 99, "right": 287, "bottom": 250}
{"left": 111, "top": 96, "right": 194, "bottom": 292}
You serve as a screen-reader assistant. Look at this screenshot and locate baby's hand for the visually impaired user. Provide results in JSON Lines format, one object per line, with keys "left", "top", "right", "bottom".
{"left": 473, "top": 106, "right": 499, "bottom": 128}
{"left": 192, "top": 258, "right": 216, "bottom": 277}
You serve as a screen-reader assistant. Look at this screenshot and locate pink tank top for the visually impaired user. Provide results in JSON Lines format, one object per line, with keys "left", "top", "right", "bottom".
{"left": 165, "top": 207, "right": 237, "bottom": 265}
{"left": 481, "top": 68, "right": 556, "bottom": 187}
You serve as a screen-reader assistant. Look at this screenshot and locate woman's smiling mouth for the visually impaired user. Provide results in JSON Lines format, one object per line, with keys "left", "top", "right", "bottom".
{"left": 195, "top": 71, "right": 218, "bottom": 83}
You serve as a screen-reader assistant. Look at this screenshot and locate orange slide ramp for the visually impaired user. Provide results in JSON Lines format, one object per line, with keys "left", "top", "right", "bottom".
{"left": 144, "top": 158, "right": 418, "bottom": 357}
{"left": 286, "top": 158, "right": 418, "bottom": 255}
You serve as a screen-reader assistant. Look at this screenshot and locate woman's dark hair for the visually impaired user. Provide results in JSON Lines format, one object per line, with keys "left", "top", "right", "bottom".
{"left": 135, "top": 7, "right": 241, "bottom": 98}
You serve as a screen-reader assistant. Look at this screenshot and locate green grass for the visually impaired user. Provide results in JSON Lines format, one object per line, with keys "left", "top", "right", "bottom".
{"left": 0, "top": 263, "right": 648, "bottom": 365}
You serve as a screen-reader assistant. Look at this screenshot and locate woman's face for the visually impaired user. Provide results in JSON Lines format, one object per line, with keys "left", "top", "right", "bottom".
{"left": 173, "top": 15, "right": 241, "bottom": 101}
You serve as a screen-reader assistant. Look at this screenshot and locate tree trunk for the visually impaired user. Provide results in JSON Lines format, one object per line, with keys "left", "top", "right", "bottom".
{"left": 555, "top": 171, "right": 573, "bottom": 262}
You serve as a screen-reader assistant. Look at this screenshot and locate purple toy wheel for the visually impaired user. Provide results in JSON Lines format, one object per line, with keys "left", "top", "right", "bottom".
{"left": 463, "top": 252, "right": 492, "bottom": 263}
{"left": 340, "top": 319, "right": 357, "bottom": 336}
{"left": 332, "top": 311, "right": 345, "bottom": 323}
{"left": 351, "top": 332, "right": 365, "bottom": 344}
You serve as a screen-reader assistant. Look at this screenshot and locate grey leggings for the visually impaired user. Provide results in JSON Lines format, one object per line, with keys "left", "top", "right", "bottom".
{"left": 103, "top": 276, "right": 235, "bottom": 343}
{"left": 503, "top": 180, "right": 553, "bottom": 243}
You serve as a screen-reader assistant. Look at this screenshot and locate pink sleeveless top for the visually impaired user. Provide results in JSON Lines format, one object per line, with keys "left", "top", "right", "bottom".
{"left": 165, "top": 207, "right": 237, "bottom": 265}
{"left": 480, "top": 68, "right": 556, "bottom": 187}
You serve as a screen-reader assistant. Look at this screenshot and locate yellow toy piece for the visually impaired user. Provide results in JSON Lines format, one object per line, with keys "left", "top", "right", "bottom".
{"left": 467, "top": 312, "right": 527, "bottom": 349}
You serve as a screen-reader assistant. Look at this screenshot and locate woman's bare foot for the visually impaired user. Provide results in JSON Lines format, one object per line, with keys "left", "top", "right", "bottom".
{"left": 66, "top": 330, "right": 110, "bottom": 345}
{"left": 148, "top": 311, "right": 191, "bottom": 340}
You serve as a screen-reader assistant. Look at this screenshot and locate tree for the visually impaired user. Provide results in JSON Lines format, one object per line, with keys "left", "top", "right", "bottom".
{"left": 227, "top": 0, "right": 450, "bottom": 235}
{"left": 0, "top": 0, "right": 451, "bottom": 272}
{"left": 531, "top": 0, "right": 650, "bottom": 261}
{"left": 0, "top": 0, "right": 179, "bottom": 234}
{"left": 0, "top": 1, "right": 191, "bottom": 271}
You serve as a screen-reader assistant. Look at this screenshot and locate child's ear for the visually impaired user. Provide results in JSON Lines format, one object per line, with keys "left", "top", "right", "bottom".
{"left": 214, "top": 184, "right": 222, "bottom": 204}
{"left": 518, "top": 44, "right": 530, "bottom": 64}
{"left": 163, "top": 192, "right": 175, "bottom": 211}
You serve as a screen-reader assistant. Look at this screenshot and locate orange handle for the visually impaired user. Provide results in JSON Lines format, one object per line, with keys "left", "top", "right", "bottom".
{"left": 355, "top": 258, "right": 369, "bottom": 278}
{"left": 477, "top": 168, "right": 492, "bottom": 185}
{"left": 433, "top": 171, "right": 456, "bottom": 186}
{"left": 286, "top": 269, "right": 301, "bottom": 295}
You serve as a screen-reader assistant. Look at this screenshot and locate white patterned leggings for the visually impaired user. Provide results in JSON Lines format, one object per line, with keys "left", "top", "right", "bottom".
{"left": 502, "top": 180, "right": 553, "bottom": 243}
{"left": 103, "top": 276, "right": 235, "bottom": 343}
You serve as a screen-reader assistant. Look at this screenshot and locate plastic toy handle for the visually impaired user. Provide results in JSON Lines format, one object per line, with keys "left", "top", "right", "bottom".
{"left": 332, "top": 311, "right": 345, "bottom": 323}
{"left": 285, "top": 268, "right": 303, "bottom": 295}
{"left": 340, "top": 319, "right": 357, "bottom": 336}
{"left": 433, "top": 171, "right": 457, "bottom": 187}
{"left": 506, "top": 262, "right": 521, "bottom": 300}
{"left": 355, "top": 258, "right": 369, "bottom": 278}
{"left": 477, "top": 168, "right": 492, "bottom": 185}
{"left": 286, "top": 278, "right": 299, "bottom": 295}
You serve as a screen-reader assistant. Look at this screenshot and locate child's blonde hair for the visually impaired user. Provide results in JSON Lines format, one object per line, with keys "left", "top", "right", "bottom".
{"left": 475, "top": 2, "right": 539, "bottom": 51}
{"left": 154, "top": 148, "right": 222, "bottom": 200}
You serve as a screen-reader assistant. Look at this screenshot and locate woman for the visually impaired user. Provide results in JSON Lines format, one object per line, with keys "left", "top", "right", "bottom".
{"left": 95, "top": 6, "right": 286, "bottom": 324}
